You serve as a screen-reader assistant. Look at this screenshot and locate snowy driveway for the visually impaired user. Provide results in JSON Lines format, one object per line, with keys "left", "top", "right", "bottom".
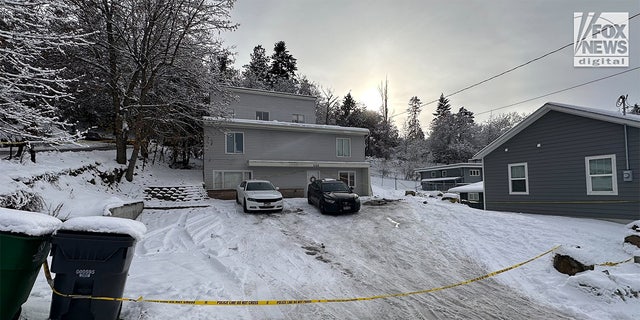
{"left": 121, "top": 197, "right": 573, "bottom": 320}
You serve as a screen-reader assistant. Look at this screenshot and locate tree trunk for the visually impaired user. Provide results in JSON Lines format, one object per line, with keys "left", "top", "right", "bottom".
{"left": 125, "top": 140, "right": 140, "bottom": 182}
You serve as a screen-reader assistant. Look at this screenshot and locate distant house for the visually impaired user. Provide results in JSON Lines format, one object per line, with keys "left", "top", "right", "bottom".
{"left": 203, "top": 87, "right": 371, "bottom": 199}
{"left": 415, "top": 163, "right": 483, "bottom": 191}
{"left": 448, "top": 181, "right": 484, "bottom": 209}
{"left": 473, "top": 102, "right": 640, "bottom": 222}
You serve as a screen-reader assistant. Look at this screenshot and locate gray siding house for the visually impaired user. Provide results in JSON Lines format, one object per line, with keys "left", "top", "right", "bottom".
{"left": 473, "top": 102, "right": 640, "bottom": 221}
{"left": 415, "top": 163, "right": 483, "bottom": 191}
{"left": 203, "top": 87, "right": 371, "bottom": 199}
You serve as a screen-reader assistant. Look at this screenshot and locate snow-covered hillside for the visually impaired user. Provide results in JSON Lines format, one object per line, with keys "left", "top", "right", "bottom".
{"left": 2, "top": 150, "right": 638, "bottom": 319}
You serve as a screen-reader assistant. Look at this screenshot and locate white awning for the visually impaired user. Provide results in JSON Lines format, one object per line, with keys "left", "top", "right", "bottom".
{"left": 248, "top": 160, "right": 370, "bottom": 168}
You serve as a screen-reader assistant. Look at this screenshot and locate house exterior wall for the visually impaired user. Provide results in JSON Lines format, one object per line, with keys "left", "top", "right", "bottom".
{"left": 483, "top": 111, "right": 640, "bottom": 220}
{"left": 227, "top": 87, "right": 316, "bottom": 123}
{"left": 418, "top": 166, "right": 483, "bottom": 191}
{"left": 203, "top": 124, "right": 370, "bottom": 198}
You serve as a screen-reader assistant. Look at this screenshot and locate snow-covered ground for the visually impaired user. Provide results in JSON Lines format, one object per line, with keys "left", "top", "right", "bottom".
{"left": 2, "top": 150, "right": 638, "bottom": 319}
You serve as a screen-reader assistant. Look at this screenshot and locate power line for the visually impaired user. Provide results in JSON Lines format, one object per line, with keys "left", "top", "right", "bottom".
{"left": 476, "top": 66, "right": 640, "bottom": 115}
{"left": 390, "top": 12, "right": 639, "bottom": 118}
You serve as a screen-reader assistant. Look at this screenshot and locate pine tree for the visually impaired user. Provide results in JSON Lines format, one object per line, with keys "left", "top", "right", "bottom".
{"left": 404, "top": 96, "right": 425, "bottom": 141}
{"left": 433, "top": 93, "right": 451, "bottom": 117}
{"left": 241, "top": 45, "right": 270, "bottom": 89}
{"left": 269, "top": 41, "right": 298, "bottom": 80}
{"left": 337, "top": 93, "right": 357, "bottom": 126}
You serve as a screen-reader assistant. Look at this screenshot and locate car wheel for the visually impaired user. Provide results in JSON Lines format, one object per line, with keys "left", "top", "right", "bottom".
{"left": 243, "top": 199, "right": 250, "bottom": 213}
{"left": 319, "top": 202, "right": 327, "bottom": 215}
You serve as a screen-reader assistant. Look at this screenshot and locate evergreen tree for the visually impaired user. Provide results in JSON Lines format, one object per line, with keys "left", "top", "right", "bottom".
{"left": 433, "top": 93, "right": 451, "bottom": 117}
{"left": 336, "top": 93, "right": 357, "bottom": 126}
{"left": 404, "top": 96, "right": 425, "bottom": 141}
{"left": 269, "top": 41, "right": 297, "bottom": 80}
{"left": 241, "top": 45, "right": 270, "bottom": 89}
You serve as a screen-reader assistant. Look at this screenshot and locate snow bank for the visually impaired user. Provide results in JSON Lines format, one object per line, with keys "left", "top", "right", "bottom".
{"left": 448, "top": 181, "right": 483, "bottom": 193}
{"left": 59, "top": 216, "right": 146, "bottom": 241}
{"left": 0, "top": 207, "right": 62, "bottom": 236}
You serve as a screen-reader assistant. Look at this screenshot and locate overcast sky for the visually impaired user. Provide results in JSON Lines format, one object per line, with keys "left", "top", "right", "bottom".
{"left": 222, "top": 0, "right": 640, "bottom": 129}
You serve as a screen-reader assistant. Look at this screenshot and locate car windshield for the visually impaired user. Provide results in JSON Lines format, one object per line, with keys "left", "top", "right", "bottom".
{"left": 321, "top": 182, "right": 350, "bottom": 192}
{"left": 246, "top": 182, "right": 275, "bottom": 191}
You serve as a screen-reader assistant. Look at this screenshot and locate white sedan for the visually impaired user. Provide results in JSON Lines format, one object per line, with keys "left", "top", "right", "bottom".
{"left": 235, "top": 180, "right": 284, "bottom": 213}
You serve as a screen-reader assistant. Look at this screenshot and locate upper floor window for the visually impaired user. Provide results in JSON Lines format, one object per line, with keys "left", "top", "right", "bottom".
{"left": 508, "top": 163, "right": 528, "bottom": 195}
{"left": 430, "top": 171, "right": 437, "bottom": 178}
{"left": 469, "top": 169, "right": 480, "bottom": 176}
{"left": 336, "top": 138, "right": 351, "bottom": 157}
{"left": 585, "top": 154, "right": 617, "bottom": 195}
{"left": 256, "top": 111, "right": 269, "bottom": 121}
{"left": 441, "top": 170, "right": 447, "bottom": 177}
{"left": 226, "top": 132, "right": 244, "bottom": 154}
{"left": 292, "top": 114, "right": 305, "bottom": 123}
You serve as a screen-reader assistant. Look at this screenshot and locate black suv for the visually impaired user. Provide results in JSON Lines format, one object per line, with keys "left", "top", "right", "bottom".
{"left": 307, "top": 179, "right": 360, "bottom": 214}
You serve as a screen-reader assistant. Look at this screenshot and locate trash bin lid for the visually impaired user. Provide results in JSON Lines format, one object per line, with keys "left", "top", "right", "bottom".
{"left": 0, "top": 207, "right": 62, "bottom": 236}
{"left": 59, "top": 216, "right": 146, "bottom": 241}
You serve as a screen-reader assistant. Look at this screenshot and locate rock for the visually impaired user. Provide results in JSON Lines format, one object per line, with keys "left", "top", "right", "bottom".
{"left": 405, "top": 190, "right": 416, "bottom": 196}
{"left": 553, "top": 254, "right": 594, "bottom": 276}
{"left": 624, "top": 234, "right": 640, "bottom": 248}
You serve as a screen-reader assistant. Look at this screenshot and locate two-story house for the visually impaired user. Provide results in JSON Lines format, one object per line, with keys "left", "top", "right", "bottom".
{"left": 203, "top": 87, "right": 371, "bottom": 199}
{"left": 415, "top": 163, "right": 483, "bottom": 191}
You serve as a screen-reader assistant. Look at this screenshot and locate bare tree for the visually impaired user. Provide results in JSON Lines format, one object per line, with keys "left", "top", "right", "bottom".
{"left": 0, "top": 1, "right": 88, "bottom": 146}
{"left": 69, "top": 0, "right": 237, "bottom": 180}
{"left": 317, "top": 87, "right": 340, "bottom": 125}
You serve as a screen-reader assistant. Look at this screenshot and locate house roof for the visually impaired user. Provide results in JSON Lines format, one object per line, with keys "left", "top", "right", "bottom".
{"left": 472, "top": 102, "right": 640, "bottom": 160}
{"left": 202, "top": 117, "right": 370, "bottom": 135}
{"left": 448, "top": 181, "right": 484, "bottom": 193}
{"left": 421, "top": 177, "right": 462, "bottom": 182}
{"left": 225, "top": 86, "right": 317, "bottom": 101}
{"left": 414, "top": 162, "right": 482, "bottom": 172}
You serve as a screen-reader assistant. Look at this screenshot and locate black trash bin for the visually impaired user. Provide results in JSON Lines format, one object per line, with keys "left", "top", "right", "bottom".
{"left": 48, "top": 230, "right": 136, "bottom": 320}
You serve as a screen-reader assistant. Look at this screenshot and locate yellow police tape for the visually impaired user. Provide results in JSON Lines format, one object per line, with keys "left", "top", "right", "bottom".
{"left": 42, "top": 245, "right": 568, "bottom": 306}
{"left": 597, "top": 257, "right": 634, "bottom": 267}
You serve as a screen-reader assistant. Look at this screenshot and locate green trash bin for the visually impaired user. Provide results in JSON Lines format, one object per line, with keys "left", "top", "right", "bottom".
{"left": 0, "top": 208, "right": 62, "bottom": 320}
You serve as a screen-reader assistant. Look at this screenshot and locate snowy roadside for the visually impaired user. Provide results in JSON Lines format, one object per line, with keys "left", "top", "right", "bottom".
{"left": 2, "top": 150, "right": 638, "bottom": 319}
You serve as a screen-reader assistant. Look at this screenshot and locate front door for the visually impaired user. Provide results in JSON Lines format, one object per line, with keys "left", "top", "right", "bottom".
{"left": 306, "top": 170, "right": 320, "bottom": 195}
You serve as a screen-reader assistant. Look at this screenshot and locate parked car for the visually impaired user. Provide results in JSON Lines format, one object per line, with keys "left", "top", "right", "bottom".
{"left": 307, "top": 178, "right": 360, "bottom": 214}
{"left": 236, "top": 180, "right": 283, "bottom": 213}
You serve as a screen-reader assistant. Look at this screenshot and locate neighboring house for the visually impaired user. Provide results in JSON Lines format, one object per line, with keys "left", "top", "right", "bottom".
{"left": 203, "top": 87, "right": 371, "bottom": 199}
{"left": 473, "top": 102, "right": 640, "bottom": 221}
{"left": 448, "top": 181, "right": 484, "bottom": 209}
{"left": 415, "top": 163, "right": 483, "bottom": 191}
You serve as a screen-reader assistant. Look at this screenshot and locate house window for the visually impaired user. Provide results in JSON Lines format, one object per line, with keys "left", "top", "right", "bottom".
{"left": 585, "top": 154, "right": 617, "bottom": 195}
{"left": 292, "top": 114, "right": 305, "bottom": 123}
{"left": 430, "top": 171, "right": 437, "bottom": 178}
{"left": 469, "top": 169, "right": 480, "bottom": 176}
{"left": 225, "top": 132, "right": 244, "bottom": 154}
{"left": 508, "top": 163, "right": 529, "bottom": 195}
{"left": 441, "top": 170, "right": 447, "bottom": 177}
{"left": 213, "top": 171, "right": 252, "bottom": 189}
{"left": 338, "top": 171, "right": 356, "bottom": 188}
{"left": 468, "top": 192, "right": 480, "bottom": 201}
{"left": 336, "top": 138, "right": 351, "bottom": 157}
{"left": 256, "top": 111, "right": 269, "bottom": 121}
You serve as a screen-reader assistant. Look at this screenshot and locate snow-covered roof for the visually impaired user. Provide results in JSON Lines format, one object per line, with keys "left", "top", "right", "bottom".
{"left": 421, "top": 177, "right": 462, "bottom": 182}
{"left": 448, "top": 181, "right": 484, "bottom": 193}
{"left": 203, "top": 117, "right": 370, "bottom": 135}
{"left": 473, "top": 102, "right": 640, "bottom": 160}
{"left": 415, "top": 162, "right": 482, "bottom": 172}
{"left": 0, "top": 207, "right": 62, "bottom": 236}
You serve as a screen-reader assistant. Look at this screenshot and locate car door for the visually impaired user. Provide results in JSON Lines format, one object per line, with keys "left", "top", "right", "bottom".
{"left": 308, "top": 181, "right": 321, "bottom": 205}
{"left": 236, "top": 181, "right": 247, "bottom": 202}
